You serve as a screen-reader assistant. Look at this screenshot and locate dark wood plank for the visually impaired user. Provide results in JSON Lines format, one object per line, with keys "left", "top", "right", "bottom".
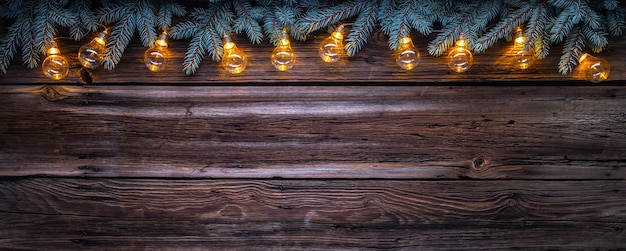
{"left": 1, "top": 178, "right": 624, "bottom": 250}
{"left": 1, "top": 85, "right": 625, "bottom": 179}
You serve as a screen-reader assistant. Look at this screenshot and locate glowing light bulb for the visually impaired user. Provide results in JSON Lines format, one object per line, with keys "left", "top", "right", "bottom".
{"left": 271, "top": 30, "right": 296, "bottom": 71}
{"left": 42, "top": 41, "right": 69, "bottom": 80}
{"left": 447, "top": 35, "right": 473, "bottom": 73}
{"left": 577, "top": 53, "right": 610, "bottom": 83}
{"left": 513, "top": 27, "right": 535, "bottom": 70}
{"left": 319, "top": 24, "right": 345, "bottom": 63}
{"left": 78, "top": 31, "right": 107, "bottom": 69}
{"left": 221, "top": 34, "right": 247, "bottom": 74}
{"left": 396, "top": 36, "right": 420, "bottom": 70}
{"left": 144, "top": 32, "right": 170, "bottom": 72}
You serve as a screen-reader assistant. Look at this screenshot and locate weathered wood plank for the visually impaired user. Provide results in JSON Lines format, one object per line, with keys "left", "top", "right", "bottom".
{"left": 1, "top": 178, "right": 624, "bottom": 250}
{"left": 1, "top": 85, "right": 625, "bottom": 179}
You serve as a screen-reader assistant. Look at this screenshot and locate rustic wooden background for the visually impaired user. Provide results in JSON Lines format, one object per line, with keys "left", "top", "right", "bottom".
{"left": 1, "top": 5, "right": 626, "bottom": 250}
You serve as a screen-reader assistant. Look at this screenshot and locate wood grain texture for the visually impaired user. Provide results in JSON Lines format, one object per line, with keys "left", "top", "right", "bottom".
{"left": 1, "top": 85, "right": 625, "bottom": 179}
{"left": 2, "top": 4, "right": 626, "bottom": 248}
{"left": 1, "top": 178, "right": 624, "bottom": 250}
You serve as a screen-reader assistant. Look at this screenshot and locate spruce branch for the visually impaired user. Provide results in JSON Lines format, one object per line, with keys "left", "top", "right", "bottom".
{"left": 533, "top": 25, "right": 552, "bottom": 59}
{"left": 603, "top": 0, "right": 620, "bottom": 10}
{"left": 473, "top": 0, "right": 504, "bottom": 32}
{"left": 606, "top": 8, "right": 625, "bottom": 36}
{"left": 262, "top": 5, "right": 298, "bottom": 46}
{"left": 377, "top": 0, "right": 397, "bottom": 28}
{"left": 0, "top": 19, "right": 23, "bottom": 74}
{"left": 102, "top": 14, "right": 136, "bottom": 70}
{"left": 474, "top": 4, "right": 533, "bottom": 53}
{"left": 550, "top": 3, "right": 580, "bottom": 43}
{"left": 298, "top": 1, "right": 368, "bottom": 33}
{"left": 263, "top": 11, "right": 283, "bottom": 46}
{"left": 345, "top": 1, "right": 378, "bottom": 56}
{"left": 428, "top": 1, "right": 500, "bottom": 56}
{"left": 559, "top": 26, "right": 585, "bottom": 75}
{"left": 0, "top": 0, "right": 76, "bottom": 74}
{"left": 578, "top": 2, "right": 602, "bottom": 30}
{"left": 98, "top": 0, "right": 186, "bottom": 70}
{"left": 582, "top": 25, "right": 608, "bottom": 53}
{"left": 525, "top": 1, "right": 550, "bottom": 52}
{"left": 21, "top": 17, "right": 39, "bottom": 69}
{"left": 232, "top": 0, "right": 264, "bottom": 44}
{"left": 157, "top": 0, "right": 187, "bottom": 31}
{"left": 169, "top": 2, "right": 232, "bottom": 75}
{"left": 69, "top": 0, "right": 99, "bottom": 40}
{"left": 386, "top": 0, "right": 435, "bottom": 51}
{"left": 428, "top": 0, "right": 508, "bottom": 56}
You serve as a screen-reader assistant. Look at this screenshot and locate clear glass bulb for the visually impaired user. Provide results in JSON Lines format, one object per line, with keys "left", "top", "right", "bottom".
{"left": 222, "top": 35, "right": 247, "bottom": 74}
{"left": 396, "top": 36, "right": 420, "bottom": 70}
{"left": 447, "top": 36, "right": 473, "bottom": 73}
{"left": 145, "top": 33, "right": 170, "bottom": 72}
{"left": 319, "top": 24, "right": 344, "bottom": 63}
{"left": 42, "top": 42, "right": 69, "bottom": 80}
{"left": 578, "top": 53, "right": 610, "bottom": 83}
{"left": 513, "top": 27, "right": 535, "bottom": 70}
{"left": 271, "top": 31, "right": 296, "bottom": 71}
{"left": 78, "top": 31, "right": 107, "bottom": 69}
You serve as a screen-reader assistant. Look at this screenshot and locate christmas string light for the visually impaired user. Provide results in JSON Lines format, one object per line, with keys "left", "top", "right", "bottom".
{"left": 42, "top": 40, "right": 69, "bottom": 80}
{"left": 144, "top": 31, "right": 171, "bottom": 72}
{"left": 512, "top": 27, "right": 535, "bottom": 70}
{"left": 577, "top": 53, "right": 610, "bottom": 83}
{"left": 447, "top": 34, "right": 473, "bottom": 73}
{"left": 270, "top": 29, "right": 296, "bottom": 71}
{"left": 78, "top": 30, "right": 108, "bottom": 69}
{"left": 319, "top": 24, "right": 345, "bottom": 63}
{"left": 0, "top": 0, "right": 623, "bottom": 78}
{"left": 395, "top": 35, "right": 420, "bottom": 70}
{"left": 221, "top": 34, "right": 247, "bottom": 74}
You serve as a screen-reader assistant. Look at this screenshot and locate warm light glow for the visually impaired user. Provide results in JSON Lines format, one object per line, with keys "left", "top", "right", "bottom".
{"left": 94, "top": 36, "right": 105, "bottom": 45}
{"left": 456, "top": 38, "right": 466, "bottom": 47}
{"left": 396, "top": 36, "right": 420, "bottom": 70}
{"left": 47, "top": 47, "right": 60, "bottom": 55}
{"left": 156, "top": 38, "right": 168, "bottom": 47}
{"left": 319, "top": 24, "right": 345, "bottom": 63}
{"left": 145, "top": 32, "right": 170, "bottom": 72}
{"left": 43, "top": 41, "right": 68, "bottom": 80}
{"left": 577, "top": 53, "right": 610, "bottom": 83}
{"left": 271, "top": 30, "right": 296, "bottom": 71}
{"left": 512, "top": 26, "right": 535, "bottom": 70}
{"left": 78, "top": 31, "right": 107, "bottom": 69}
{"left": 448, "top": 35, "right": 473, "bottom": 73}
{"left": 222, "top": 34, "right": 247, "bottom": 74}
{"left": 224, "top": 42, "right": 235, "bottom": 50}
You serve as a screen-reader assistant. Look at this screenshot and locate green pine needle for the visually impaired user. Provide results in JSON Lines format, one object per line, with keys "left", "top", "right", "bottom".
{"left": 98, "top": 0, "right": 185, "bottom": 70}
{"left": 0, "top": 0, "right": 76, "bottom": 73}
{"left": 69, "top": 1, "right": 99, "bottom": 40}
{"left": 559, "top": 26, "right": 585, "bottom": 75}
{"left": 345, "top": 1, "right": 378, "bottom": 56}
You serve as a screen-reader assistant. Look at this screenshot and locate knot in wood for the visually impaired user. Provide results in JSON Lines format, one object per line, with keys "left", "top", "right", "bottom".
{"left": 506, "top": 193, "right": 518, "bottom": 207}
{"left": 40, "top": 85, "right": 69, "bottom": 102}
{"left": 471, "top": 154, "right": 492, "bottom": 172}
